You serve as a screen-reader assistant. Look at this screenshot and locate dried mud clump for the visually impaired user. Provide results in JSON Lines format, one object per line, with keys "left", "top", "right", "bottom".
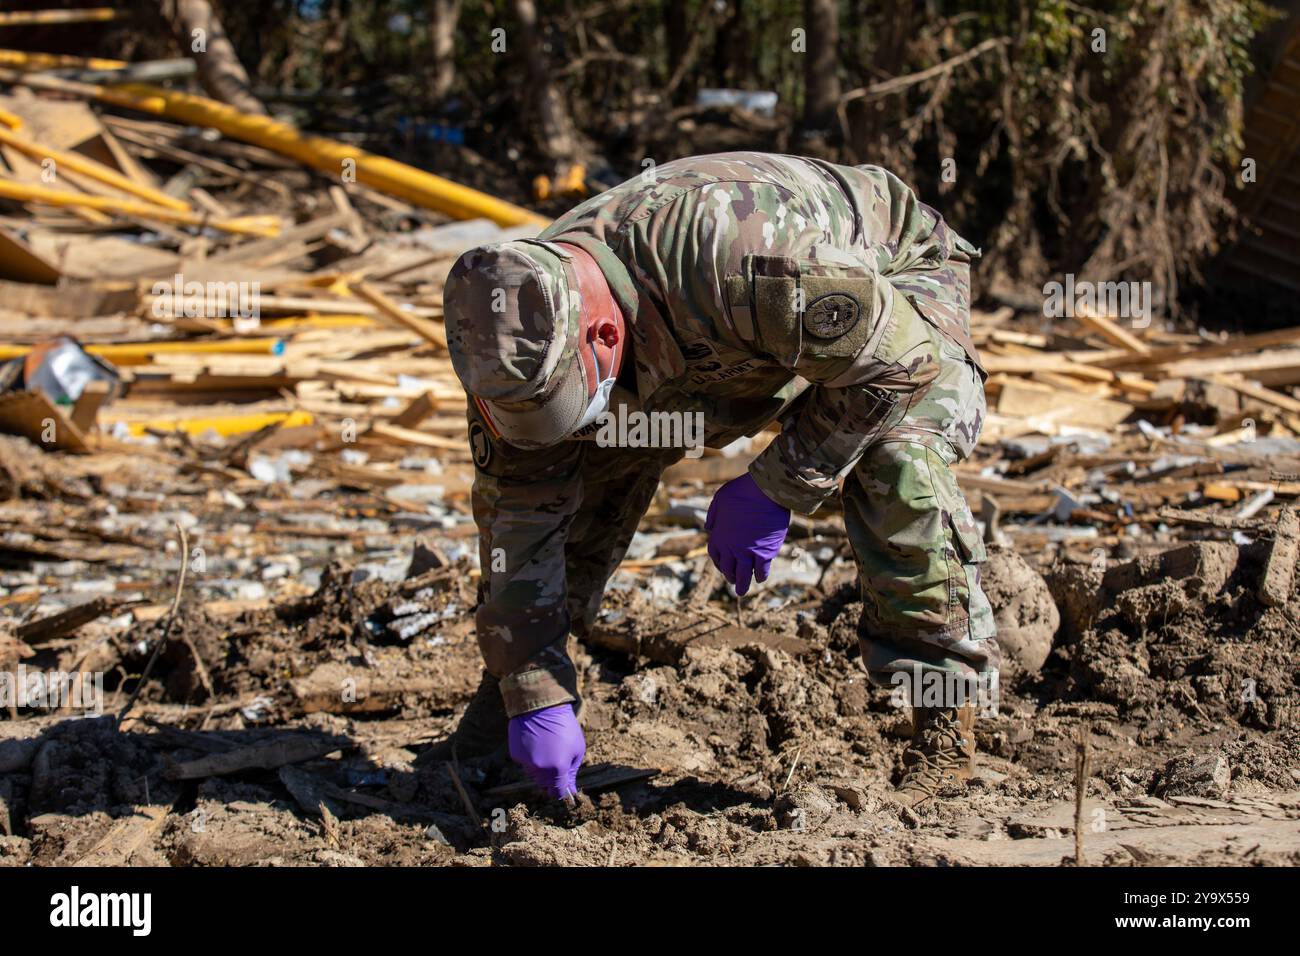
{"left": 981, "top": 546, "right": 1060, "bottom": 677}
{"left": 1048, "top": 541, "right": 1300, "bottom": 726}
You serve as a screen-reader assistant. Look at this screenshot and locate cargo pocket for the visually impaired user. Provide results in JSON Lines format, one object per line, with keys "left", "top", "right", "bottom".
{"left": 901, "top": 285, "right": 986, "bottom": 385}
{"left": 729, "top": 253, "right": 878, "bottom": 371}
{"left": 946, "top": 489, "right": 996, "bottom": 643}
{"left": 926, "top": 446, "right": 987, "bottom": 622}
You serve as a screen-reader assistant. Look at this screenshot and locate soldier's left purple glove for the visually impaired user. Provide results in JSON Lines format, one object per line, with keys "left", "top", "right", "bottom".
{"left": 705, "top": 472, "right": 791, "bottom": 596}
{"left": 508, "top": 703, "right": 585, "bottom": 800}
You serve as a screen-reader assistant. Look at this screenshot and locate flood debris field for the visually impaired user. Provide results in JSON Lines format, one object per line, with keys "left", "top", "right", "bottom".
{"left": 5, "top": 398, "right": 1300, "bottom": 868}
{"left": 2, "top": 77, "right": 1300, "bottom": 868}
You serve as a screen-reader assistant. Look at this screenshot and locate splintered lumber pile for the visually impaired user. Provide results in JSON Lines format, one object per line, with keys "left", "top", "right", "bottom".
{"left": 962, "top": 304, "right": 1300, "bottom": 561}
{"left": 0, "top": 60, "right": 548, "bottom": 647}
{"left": 0, "top": 69, "right": 543, "bottom": 458}
{"left": 0, "top": 45, "right": 542, "bottom": 463}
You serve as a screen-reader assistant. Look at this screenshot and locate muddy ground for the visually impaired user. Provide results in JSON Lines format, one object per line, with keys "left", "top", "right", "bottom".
{"left": 3, "top": 520, "right": 1298, "bottom": 868}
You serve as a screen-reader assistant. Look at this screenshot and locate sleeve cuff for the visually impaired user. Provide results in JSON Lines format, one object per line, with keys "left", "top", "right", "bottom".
{"left": 498, "top": 645, "right": 579, "bottom": 718}
{"left": 748, "top": 438, "right": 841, "bottom": 516}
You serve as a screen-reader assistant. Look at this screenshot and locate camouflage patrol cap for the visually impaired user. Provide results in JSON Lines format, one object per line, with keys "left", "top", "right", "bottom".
{"left": 444, "top": 239, "right": 587, "bottom": 449}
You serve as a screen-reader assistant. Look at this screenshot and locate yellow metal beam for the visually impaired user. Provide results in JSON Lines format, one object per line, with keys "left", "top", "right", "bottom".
{"left": 0, "top": 338, "right": 284, "bottom": 366}
{"left": 0, "top": 49, "right": 127, "bottom": 71}
{"left": 0, "top": 178, "right": 279, "bottom": 236}
{"left": 112, "top": 409, "right": 314, "bottom": 438}
{"left": 0, "top": 125, "right": 190, "bottom": 212}
{"left": 86, "top": 82, "right": 550, "bottom": 228}
{"left": 0, "top": 8, "right": 125, "bottom": 27}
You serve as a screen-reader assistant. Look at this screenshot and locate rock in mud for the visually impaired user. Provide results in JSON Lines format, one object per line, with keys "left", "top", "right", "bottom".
{"left": 774, "top": 783, "right": 837, "bottom": 831}
{"left": 982, "top": 546, "right": 1060, "bottom": 676}
{"left": 1156, "top": 752, "right": 1232, "bottom": 799}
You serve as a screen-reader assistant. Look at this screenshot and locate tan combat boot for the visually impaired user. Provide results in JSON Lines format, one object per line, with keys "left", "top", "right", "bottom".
{"left": 893, "top": 704, "right": 976, "bottom": 809}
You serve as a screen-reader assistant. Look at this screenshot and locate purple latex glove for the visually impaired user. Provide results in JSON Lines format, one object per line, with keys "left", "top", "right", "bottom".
{"left": 705, "top": 472, "right": 791, "bottom": 596}
{"left": 508, "top": 703, "right": 586, "bottom": 800}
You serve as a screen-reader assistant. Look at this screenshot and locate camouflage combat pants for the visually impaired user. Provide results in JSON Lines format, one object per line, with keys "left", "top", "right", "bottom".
{"left": 469, "top": 407, "right": 686, "bottom": 715}
{"left": 844, "top": 294, "right": 1000, "bottom": 692}
{"left": 563, "top": 443, "right": 685, "bottom": 639}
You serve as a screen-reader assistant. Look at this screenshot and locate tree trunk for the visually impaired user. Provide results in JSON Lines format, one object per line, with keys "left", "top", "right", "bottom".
{"left": 712, "top": 0, "right": 750, "bottom": 88}
{"left": 509, "top": 0, "right": 577, "bottom": 175}
{"left": 161, "top": 0, "right": 266, "bottom": 115}
{"left": 429, "top": 0, "right": 461, "bottom": 103}
{"left": 666, "top": 0, "right": 690, "bottom": 85}
{"left": 801, "top": 0, "right": 841, "bottom": 137}
{"left": 847, "top": 0, "right": 913, "bottom": 163}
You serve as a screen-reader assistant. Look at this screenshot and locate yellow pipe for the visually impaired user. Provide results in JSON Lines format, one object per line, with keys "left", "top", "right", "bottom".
{"left": 0, "top": 107, "right": 20, "bottom": 130}
{"left": 88, "top": 82, "right": 550, "bottom": 228}
{"left": 113, "top": 409, "right": 314, "bottom": 438}
{"left": 0, "top": 178, "right": 280, "bottom": 236}
{"left": 0, "top": 338, "right": 284, "bottom": 365}
{"left": 221, "top": 314, "right": 376, "bottom": 331}
{"left": 0, "top": 125, "right": 191, "bottom": 212}
{"left": 0, "top": 9, "right": 124, "bottom": 27}
{"left": 0, "top": 49, "right": 127, "bottom": 71}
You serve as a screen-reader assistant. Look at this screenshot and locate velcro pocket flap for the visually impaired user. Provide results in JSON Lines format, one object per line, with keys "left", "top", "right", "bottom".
{"left": 750, "top": 254, "right": 801, "bottom": 366}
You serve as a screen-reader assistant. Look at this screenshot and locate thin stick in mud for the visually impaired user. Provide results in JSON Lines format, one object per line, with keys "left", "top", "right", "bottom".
{"left": 114, "top": 522, "right": 190, "bottom": 731}
{"left": 1074, "top": 725, "right": 1091, "bottom": 867}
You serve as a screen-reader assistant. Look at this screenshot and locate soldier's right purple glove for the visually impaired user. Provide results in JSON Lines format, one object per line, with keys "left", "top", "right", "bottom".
{"left": 705, "top": 472, "right": 791, "bottom": 596}
{"left": 507, "top": 703, "right": 585, "bottom": 800}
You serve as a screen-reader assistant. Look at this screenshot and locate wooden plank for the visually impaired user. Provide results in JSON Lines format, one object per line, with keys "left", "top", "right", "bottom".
{"left": 290, "top": 661, "right": 471, "bottom": 714}
{"left": 72, "top": 802, "right": 173, "bottom": 867}
{"left": 1209, "top": 374, "right": 1300, "bottom": 414}
{"left": 1161, "top": 349, "right": 1300, "bottom": 379}
{"left": 0, "top": 225, "right": 61, "bottom": 283}
{"left": 0, "top": 391, "right": 89, "bottom": 452}
{"left": 206, "top": 212, "right": 348, "bottom": 266}
{"left": 1156, "top": 507, "right": 1266, "bottom": 531}
{"left": 390, "top": 391, "right": 438, "bottom": 429}
{"left": 1075, "top": 305, "right": 1151, "bottom": 355}
{"left": 1259, "top": 506, "right": 1300, "bottom": 607}
{"left": 367, "top": 420, "right": 462, "bottom": 450}
{"left": 95, "top": 127, "right": 162, "bottom": 190}
{"left": 1202, "top": 483, "right": 1244, "bottom": 502}
{"left": 982, "top": 354, "right": 1119, "bottom": 380}
{"left": 166, "top": 735, "right": 346, "bottom": 780}
{"left": 70, "top": 380, "right": 110, "bottom": 432}
{"left": 351, "top": 281, "right": 448, "bottom": 349}
{"left": 14, "top": 596, "right": 120, "bottom": 643}
{"left": 996, "top": 380, "right": 1134, "bottom": 430}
